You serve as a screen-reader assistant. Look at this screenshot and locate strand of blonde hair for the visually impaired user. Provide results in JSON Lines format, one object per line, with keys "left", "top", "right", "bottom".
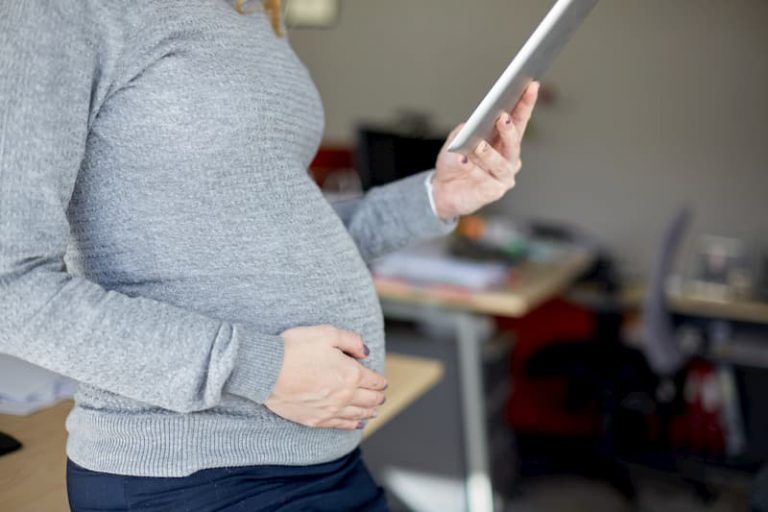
{"left": 234, "top": 0, "right": 283, "bottom": 36}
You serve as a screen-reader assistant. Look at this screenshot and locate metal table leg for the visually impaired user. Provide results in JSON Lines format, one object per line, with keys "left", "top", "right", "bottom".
{"left": 382, "top": 301, "right": 494, "bottom": 512}
{"left": 454, "top": 311, "right": 495, "bottom": 512}
{"left": 379, "top": 301, "right": 495, "bottom": 511}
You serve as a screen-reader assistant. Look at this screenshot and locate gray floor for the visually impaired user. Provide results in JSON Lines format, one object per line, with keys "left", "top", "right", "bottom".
{"left": 371, "top": 320, "right": 755, "bottom": 512}
{"left": 503, "top": 474, "right": 749, "bottom": 512}
{"left": 380, "top": 472, "right": 751, "bottom": 512}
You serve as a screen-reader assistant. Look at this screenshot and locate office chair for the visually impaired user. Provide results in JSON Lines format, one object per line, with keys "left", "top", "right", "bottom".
{"left": 640, "top": 207, "right": 692, "bottom": 379}
{"left": 517, "top": 207, "right": 695, "bottom": 501}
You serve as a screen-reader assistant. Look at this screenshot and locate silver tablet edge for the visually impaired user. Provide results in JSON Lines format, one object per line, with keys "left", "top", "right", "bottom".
{"left": 446, "top": 0, "right": 595, "bottom": 155}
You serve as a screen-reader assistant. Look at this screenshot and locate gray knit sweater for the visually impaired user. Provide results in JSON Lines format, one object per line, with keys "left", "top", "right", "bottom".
{"left": 0, "top": 0, "right": 455, "bottom": 477}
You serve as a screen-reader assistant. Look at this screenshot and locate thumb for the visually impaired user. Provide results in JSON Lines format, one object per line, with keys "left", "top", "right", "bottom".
{"left": 329, "top": 328, "right": 369, "bottom": 359}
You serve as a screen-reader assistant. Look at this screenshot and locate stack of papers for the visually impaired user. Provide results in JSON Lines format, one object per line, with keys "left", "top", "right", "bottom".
{"left": 372, "top": 240, "right": 509, "bottom": 291}
{"left": 0, "top": 355, "right": 77, "bottom": 416}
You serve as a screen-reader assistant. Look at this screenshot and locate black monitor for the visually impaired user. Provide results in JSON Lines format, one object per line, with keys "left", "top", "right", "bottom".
{"left": 354, "top": 126, "right": 446, "bottom": 191}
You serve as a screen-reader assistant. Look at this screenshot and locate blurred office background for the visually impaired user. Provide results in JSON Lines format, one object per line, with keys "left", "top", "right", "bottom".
{"left": 289, "top": 1, "right": 768, "bottom": 511}
{"left": 2, "top": 1, "right": 767, "bottom": 512}
{"left": 291, "top": 0, "right": 767, "bottom": 279}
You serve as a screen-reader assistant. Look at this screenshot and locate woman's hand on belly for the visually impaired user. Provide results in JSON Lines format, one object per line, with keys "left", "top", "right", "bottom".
{"left": 264, "top": 325, "right": 388, "bottom": 430}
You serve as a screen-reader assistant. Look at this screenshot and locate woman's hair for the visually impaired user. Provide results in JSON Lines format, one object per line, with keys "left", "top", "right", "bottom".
{"left": 235, "top": 0, "right": 283, "bottom": 36}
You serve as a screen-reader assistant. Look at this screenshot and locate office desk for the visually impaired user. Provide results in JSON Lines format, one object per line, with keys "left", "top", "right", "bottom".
{"left": 668, "top": 293, "right": 768, "bottom": 326}
{"left": 364, "top": 353, "right": 444, "bottom": 437}
{"left": 0, "top": 353, "right": 443, "bottom": 512}
{"left": 374, "top": 247, "right": 595, "bottom": 512}
{"left": 606, "top": 284, "right": 768, "bottom": 326}
{"left": 375, "top": 248, "right": 594, "bottom": 317}
{"left": 0, "top": 401, "right": 69, "bottom": 512}
{"left": 600, "top": 279, "right": 768, "bottom": 325}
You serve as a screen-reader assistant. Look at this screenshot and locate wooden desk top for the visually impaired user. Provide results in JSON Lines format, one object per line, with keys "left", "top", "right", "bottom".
{"left": 667, "top": 293, "right": 768, "bottom": 325}
{"left": 607, "top": 283, "right": 768, "bottom": 326}
{"left": 0, "top": 401, "right": 70, "bottom": 512}
{"left": 0, "top": 353, "right": 443, "bottom": 512}
{"left": 362, "top": 353, "right": 443, "bottom": 438}
{"left": 375, "top": 248, "right": 594, "bottom": 318}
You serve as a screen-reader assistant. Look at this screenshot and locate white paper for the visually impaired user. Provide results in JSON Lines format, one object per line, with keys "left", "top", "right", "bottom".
{"left": 372, "top": 240, "right": 509, "bottom": 291}
{"left": 0, "top": 354, "right": 77, "bottom": 416}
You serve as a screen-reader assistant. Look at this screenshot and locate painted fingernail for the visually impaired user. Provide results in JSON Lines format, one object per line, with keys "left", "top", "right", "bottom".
{"left": 505, "top": 113, "right": 512, "bottom": 125}
{"left": 363, "top": 344, "right": 370, "bottom": 356}
{"left": 356, "top": 421, "right": 366, "bottom": 430}
{"left": 461, "top": 155, "right": 469, "bottom": 164}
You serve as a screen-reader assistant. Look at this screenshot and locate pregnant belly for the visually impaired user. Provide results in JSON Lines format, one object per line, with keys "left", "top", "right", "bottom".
{"left": 74, "top": 265, "right": 385, "bottom": 417}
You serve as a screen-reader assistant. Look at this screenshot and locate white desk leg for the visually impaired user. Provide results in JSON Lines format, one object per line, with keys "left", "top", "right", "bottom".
{"left": 378, "top": 300, "right": 496, "bottom": 511}
{"left": 454, "top": 311, "right": 495, "bottom": 512}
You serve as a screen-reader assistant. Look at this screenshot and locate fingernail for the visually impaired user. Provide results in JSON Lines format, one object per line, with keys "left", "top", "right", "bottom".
{"left": 356, "top": 421, "right": 366, "bottom": 430}
{"left": 461, "top": 155, "right": 468, "bottom": 164}
{"left": 505, "top": 113, "right": 512, "bottom": 125}
{"left": 363, "top": 344, "right": 370, "bottom": 357}
{"left": 475, "top": 141, "right": 488, "bottom": 154}
{"left": 383, "top": 383, "right": 389, "bottom": 390}
{"left": 380, "top": 396, "right": 386, "bottom": 405}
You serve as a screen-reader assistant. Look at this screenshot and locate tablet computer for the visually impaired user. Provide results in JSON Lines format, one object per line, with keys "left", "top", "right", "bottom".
{"left": 447, "top": 0, "right": 599, "bottom": 154}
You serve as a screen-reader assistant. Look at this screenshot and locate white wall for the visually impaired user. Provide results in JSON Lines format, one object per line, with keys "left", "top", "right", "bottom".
{"left": 288, "top": 0, "right": 768, "bottom": 278}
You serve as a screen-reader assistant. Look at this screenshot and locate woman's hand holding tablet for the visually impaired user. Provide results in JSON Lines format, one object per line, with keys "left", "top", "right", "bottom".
{"left": 431, "top": 82, "right": 540, "bottom": 221}
{"left": 430, "top": 0, "right": 598, "bottom": 219}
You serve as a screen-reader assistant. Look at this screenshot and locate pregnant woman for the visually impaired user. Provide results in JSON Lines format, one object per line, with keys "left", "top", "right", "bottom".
{"left": 0, "top": 0, "right": 538, "bottom": 510}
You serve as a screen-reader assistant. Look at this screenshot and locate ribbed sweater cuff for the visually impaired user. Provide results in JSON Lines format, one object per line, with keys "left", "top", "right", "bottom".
{"left": 224, "top": 326, "right": 285, "bottom": 404}
{"left": 394, "top": 170, "right": 459, "bottom": 238}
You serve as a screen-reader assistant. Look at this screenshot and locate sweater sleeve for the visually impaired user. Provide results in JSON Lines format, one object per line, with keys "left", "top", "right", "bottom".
{"left": 0, "top": 1, "right": 284, "bottom": 413}
{"left": 330, "top": 170, "right": 458, "bottom": 263}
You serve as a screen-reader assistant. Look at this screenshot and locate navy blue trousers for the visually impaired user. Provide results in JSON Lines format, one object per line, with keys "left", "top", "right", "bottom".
{"left": 67, "top": 448, "right": 389, "bottom": 511}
